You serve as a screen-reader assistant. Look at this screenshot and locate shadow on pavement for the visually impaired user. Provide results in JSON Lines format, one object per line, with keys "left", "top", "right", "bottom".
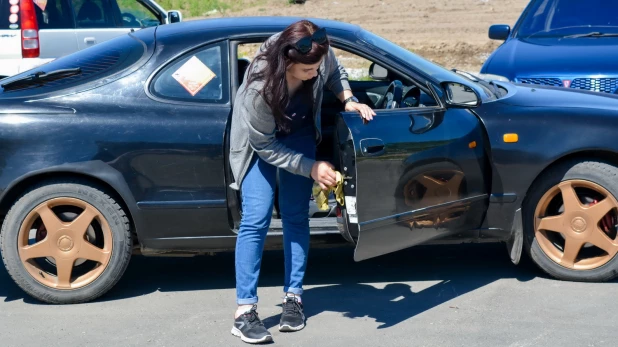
{"left": 260, "top": 243, "right": 541, "bottom": 329}
{"left": 2, "top": 242, "right": 542, "bottom": 328}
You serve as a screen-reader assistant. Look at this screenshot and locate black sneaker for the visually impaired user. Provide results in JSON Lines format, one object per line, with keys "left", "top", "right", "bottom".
{"left": 279, "top": 296, "right": 305, "bottom": 332}
{"left": 231, "top": 305, "right": 273, "bottom": 344}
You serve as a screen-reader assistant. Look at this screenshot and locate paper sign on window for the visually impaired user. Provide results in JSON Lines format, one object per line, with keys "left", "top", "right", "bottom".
{"left": 33, "top": 0, "right": 47, "bottom": 11}
{"left": 172, "top": 56, "right": 216, "bottom": 97}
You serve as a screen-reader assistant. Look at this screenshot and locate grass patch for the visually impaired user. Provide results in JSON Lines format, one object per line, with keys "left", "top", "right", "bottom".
{"left": 156, "top": 0, "right": 231, "bottom": 17}
{"left": 157, "top": 0, "right": 271, "bottom": 18}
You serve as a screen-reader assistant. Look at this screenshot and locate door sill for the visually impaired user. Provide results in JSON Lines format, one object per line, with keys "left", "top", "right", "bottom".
{"left": 268, "top": 217, "right": 339, "bottom": 235}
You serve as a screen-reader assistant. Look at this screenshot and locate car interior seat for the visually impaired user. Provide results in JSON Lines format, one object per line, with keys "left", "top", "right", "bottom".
{"left": 77, "top": 0, "right": 103, "bottom": 27}
{"left": 237, "top": 58, "right": 251, "bottom": 86}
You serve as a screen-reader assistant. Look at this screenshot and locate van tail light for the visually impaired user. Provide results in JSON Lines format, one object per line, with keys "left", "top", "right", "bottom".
{"left": 20, "top": 0, "right": 40, "bottom": 58}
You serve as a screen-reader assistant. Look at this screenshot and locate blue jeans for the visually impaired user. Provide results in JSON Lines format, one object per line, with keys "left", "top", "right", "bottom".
{"left": 235, "top": 127, "right": 316, "bottom": 305}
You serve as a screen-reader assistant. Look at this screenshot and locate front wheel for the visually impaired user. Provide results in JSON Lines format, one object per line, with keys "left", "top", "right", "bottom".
{"left": 524, "top": 160, "right": 618, "bottom": 282}
{"left": 1, "top": 180, "right": 132, "bottom": 304}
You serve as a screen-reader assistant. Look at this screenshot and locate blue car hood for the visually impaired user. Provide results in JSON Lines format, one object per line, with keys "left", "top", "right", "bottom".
{"left": 498, "top": 83, "right": 618, "bottom": 110}
{"left": 484, "top": 37, "right": 618, "bottom": 79}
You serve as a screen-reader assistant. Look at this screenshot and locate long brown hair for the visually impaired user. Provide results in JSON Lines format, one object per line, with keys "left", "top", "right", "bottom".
{"left": 246, "top": 20, "right": 330, "bottom": 132}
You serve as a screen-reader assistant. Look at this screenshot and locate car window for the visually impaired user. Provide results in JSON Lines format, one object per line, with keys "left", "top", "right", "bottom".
{"left": 35, "top": 0, "right": 74, "bottom": 29}
{"left": 150, "top": 43, "right": 229, "bottom": 104}
{"left": 73, "top": 0, "right": 115, "bottom": 28}
{"left": 114, "top": 0, "right": 160, "bottom": 28}
{"left": 517, "top": 0, "right": 618, "bottom": 38}
{"left": 330, "top": 47, "right": 377, "bottom": 82}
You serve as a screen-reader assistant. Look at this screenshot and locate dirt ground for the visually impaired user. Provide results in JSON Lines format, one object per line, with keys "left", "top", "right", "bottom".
{"left": 202, "top": 0, "right": 530, "bottom": 72}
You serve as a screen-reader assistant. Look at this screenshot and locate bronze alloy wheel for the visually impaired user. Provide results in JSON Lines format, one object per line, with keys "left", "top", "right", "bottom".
{"left": 17, "top": 197, "right": 113, "bottom": 289}
{"left": 534, "top": 179, "right": 618, "bottom": 270}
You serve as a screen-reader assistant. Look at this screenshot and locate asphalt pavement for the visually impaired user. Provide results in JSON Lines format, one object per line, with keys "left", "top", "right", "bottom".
{"left": 1, "top": 242, "right": 616, "bottom": 347}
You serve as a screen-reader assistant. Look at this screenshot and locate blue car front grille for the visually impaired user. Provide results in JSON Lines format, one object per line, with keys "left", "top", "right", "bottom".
{"left": 518, "top": 77, "right": 563, "bottom": 86}
{"left": 570, "top": 78, "right": 618, "bottom": 93}
{"left": 517, "top": 77, "right": 618, "bottom": 93}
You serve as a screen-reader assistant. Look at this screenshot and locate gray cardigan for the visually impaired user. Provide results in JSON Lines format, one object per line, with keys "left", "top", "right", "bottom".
{"left": 228, "top": 33, "right": 351, "bottom": 191}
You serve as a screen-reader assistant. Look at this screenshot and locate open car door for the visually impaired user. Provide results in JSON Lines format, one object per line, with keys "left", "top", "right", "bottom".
{"left": 335, "top": 103, "right": 490, "bottom": 261}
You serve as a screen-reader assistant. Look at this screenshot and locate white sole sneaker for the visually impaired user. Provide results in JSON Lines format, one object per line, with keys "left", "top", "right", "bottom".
{"left": 279, "top": 323, "right": 305, "bottom": 332}
{"left": 231, "top": 326, "right": 273, "bottom": 344}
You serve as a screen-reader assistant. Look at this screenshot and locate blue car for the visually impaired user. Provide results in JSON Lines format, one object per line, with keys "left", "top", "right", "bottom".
{"left": 480, "top": 0, "right": 618, "bottom": 94}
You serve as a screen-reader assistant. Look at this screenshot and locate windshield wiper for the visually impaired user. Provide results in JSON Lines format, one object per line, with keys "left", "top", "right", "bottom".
{"left": 564, "top": 32, "right": 618, "bottom": 38}
{"left": 1, "top": 68, "right": 82, "bottom": 90}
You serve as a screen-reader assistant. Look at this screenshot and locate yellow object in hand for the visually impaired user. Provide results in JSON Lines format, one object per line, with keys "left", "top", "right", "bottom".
{"left": 312, "top": 171, "right": 345, "bottom": 211}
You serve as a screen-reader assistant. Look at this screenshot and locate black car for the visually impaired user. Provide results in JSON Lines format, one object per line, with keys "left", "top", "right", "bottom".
{"left": 2, "top": 17, "right": 618, "bottom": 305}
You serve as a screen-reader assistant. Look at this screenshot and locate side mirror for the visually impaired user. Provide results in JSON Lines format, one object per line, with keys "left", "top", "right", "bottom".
{"left": 489, "top": 24, "right": 511, "bottom": 40}
{"left": 369, "top": 62, "right": 389, "bottom": 81}
{"left": 168, "top": 10, "right": 182, "bottom": 24}
{"left": 441, "top": 82, "right": 481, "bottom": 108}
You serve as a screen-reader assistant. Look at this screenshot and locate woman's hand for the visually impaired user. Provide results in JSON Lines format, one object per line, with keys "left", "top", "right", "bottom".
{"left": 311, "top": 161, "right": 337, "bottom": 190}
{"left": 345, "top": 102, "right": 376, "bottom": 121}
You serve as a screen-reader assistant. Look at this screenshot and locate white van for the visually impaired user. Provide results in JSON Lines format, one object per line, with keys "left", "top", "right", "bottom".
{"left": 0, "top": 0, "right": 181, "bottom": 79}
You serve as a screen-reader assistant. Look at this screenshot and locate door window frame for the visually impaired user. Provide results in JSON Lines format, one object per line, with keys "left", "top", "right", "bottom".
{"left": 229, "top": 34, "right": 443, "bottom": 113}
{"left": 145, "top": 39, "right": 231, "bottom": 107}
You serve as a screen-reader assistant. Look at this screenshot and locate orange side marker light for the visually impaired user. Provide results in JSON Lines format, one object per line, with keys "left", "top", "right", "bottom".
{"left": 503, "top": 133, "right": 518, "bottom": 143}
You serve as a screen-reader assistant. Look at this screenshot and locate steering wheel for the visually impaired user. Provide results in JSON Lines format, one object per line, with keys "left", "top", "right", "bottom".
{"left": 379, "top": 80, "right": 404, "bottom": 109}
{"left": 402, "top": 86, "right": 421, "bottom": 108}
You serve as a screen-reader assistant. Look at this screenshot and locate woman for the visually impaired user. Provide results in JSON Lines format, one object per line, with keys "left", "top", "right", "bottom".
{"left": 228, "top": 19, "right": 375, "bottom": 344}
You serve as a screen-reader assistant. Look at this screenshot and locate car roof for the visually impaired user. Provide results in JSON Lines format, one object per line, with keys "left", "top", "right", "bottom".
{"left": 154, "top": 16, "right": 362, "bottom": 39}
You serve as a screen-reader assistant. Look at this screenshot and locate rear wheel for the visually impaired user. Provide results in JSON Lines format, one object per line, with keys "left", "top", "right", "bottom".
{"left": 1, "top": 180, "right": 132, "bottom": 304}
{"left": 524, "top": 160, "right": 618, "bottom": 282}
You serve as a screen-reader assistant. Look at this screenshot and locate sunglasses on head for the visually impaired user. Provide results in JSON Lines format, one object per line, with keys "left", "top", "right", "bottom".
{"left": 293, "top": 27, "right": 328, "bottom": 54}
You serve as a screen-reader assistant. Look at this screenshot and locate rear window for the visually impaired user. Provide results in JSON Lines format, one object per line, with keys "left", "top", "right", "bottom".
{"left": 0, "top": 31, "right": 152, "bottom": 96}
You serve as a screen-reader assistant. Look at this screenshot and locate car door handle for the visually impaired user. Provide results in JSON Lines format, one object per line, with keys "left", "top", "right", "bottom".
{"left": 84, "top": 37, "right": 96, "bottom": 45}
{"left": 360, "top": 138, "right": 385, "bottom": 157}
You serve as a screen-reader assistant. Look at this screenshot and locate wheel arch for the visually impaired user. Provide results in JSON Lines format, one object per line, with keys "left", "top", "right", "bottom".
{"left": 522, "top": 149, "right": 618, "bottom": 208}
{"left": 0, "top": 161, "right": 141, "bottom": 243}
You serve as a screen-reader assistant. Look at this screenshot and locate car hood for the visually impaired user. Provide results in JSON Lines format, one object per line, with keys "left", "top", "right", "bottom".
{"left": 484, "top": 37, "right": 618, "bottom": 79}
{"left": 497, "top": 83, "right": 618, "bottom": 110}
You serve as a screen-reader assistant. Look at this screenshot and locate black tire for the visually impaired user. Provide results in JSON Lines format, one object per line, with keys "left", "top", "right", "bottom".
{"left": 523, "top": 160, "right": 618, "bottom": 282}
{"left": 0, "top": 180, "right": 132, "bottom": 304}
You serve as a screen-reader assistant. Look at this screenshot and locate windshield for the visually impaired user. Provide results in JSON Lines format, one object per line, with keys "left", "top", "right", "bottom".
{"left": 517, "top": 0, "right": 618, "bottom": 38}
